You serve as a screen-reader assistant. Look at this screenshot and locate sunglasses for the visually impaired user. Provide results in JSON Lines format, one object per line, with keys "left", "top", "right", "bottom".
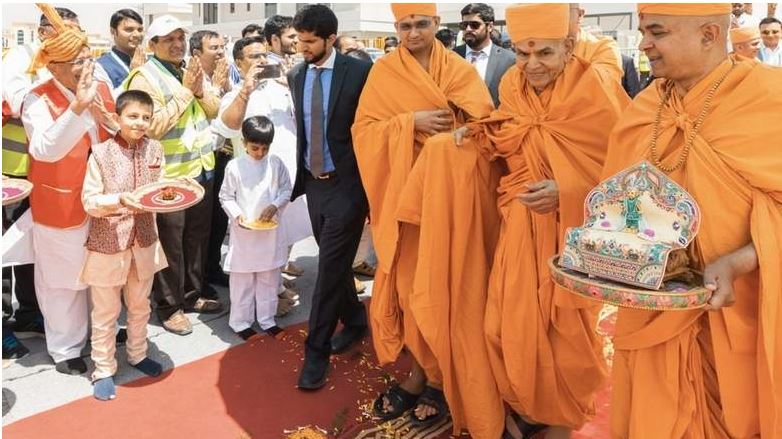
{"left": 761, "top": 30, "right": 781, "bottom": 35}
{"left": 459, "top": 21, "right": 485, "bottom": 31}
{"left": 398, "top": 19, "right": 433, "bottom": 32}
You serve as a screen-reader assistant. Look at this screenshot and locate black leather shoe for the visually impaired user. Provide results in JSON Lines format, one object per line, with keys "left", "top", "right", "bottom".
{"left": 297, "top": 357, "right": 329, "bottom": 391}
{"left": 55, "top": 357, "right": 87, "bottom": 375}
{"left": 330, "top": 326, "right": 368, "bottom": 354}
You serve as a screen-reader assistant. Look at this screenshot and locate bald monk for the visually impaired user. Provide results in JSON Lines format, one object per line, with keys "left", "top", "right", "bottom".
{"left": 730, "top": 26, "right": 762, "bottom": 59}
{"left": 458, "top": 4, "right": 629, "bottom": 439}
{"left": 604, "top": 4, "right": 782, "bottom": 438}
{"left": 570, "top": 3, "right": 624, "bottom": 83}
{"left": 352, "top": 3, "right": 503, "bottom": 437}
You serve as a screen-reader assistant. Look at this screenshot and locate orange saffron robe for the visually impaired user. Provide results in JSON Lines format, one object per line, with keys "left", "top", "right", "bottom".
{"left": 479, "top": 56, "right": 630, "bottom": 429}
{"left": 351, "top": 41, "right": 504, "bottom": 438}
{"left": 603, "top": 56, "right": 782, "bottom": 439}
{"left": 575, "top": 30, "right": 625, "bottom": 85}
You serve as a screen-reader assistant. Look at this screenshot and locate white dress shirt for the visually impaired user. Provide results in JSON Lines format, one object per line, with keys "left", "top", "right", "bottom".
{"left": 760, "top": 44, "right": 782, "bottom": 67}
{"left": 467, "top": 41, "right": 493, "bottom": 81}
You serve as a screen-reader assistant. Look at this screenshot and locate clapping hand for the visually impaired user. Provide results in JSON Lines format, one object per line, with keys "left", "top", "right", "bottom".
{"left": 183, "top": 56, "right": 204, "bottom": 97}
{"left": 130, "top": 46, "right": 146, "bottom": 70}
{"left": 213, "top": 58, "right": 231, "bottom": 93}
{"left": 71, "top": 59, "right": 98, "bottom": 114}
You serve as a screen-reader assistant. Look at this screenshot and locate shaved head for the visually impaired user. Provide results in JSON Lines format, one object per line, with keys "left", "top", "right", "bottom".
{"left": 638, "top": 13, "right": 730, "bottom": 95}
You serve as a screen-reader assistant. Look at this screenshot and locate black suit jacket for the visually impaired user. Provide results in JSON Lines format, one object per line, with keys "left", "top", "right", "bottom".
{"left": 287, "top": 52, "right": 372, "bottom": 201}
{"left": 455, "top": 43, "right": 516, "bottom": 107}
{"left": 621, "top": 54, "right": 642, "bottom": 98}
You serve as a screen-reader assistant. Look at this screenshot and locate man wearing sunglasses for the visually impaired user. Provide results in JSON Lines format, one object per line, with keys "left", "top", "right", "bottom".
{"left": 759, "top": 17, "right": 782, "bottom": 66}
{"left": 454, "top": 3, "right": 515, "bottom": 108}
{"left": 570, "top": 3, "right": 624, "bottom": 84}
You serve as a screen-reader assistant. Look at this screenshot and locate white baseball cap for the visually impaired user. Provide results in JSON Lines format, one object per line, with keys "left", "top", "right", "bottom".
{"left": 146, "top": 15, "right": 187, "bottom": 40}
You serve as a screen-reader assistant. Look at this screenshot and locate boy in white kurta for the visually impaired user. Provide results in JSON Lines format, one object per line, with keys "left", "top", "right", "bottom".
{"left": 81, "top": 91, "right": 168, "bottom": 400}
{"left": 219, "top": 116, "right": 292, "bottom": 340}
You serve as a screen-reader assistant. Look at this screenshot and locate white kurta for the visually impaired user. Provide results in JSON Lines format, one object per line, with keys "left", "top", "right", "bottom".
{"left": 219, "top": 154, "right": 292, "bottom": 273}
{"left": 212, "top": 78, "right": 312, "bottom": 246}
{"left": 21, "top": 79, "right": 110, "bottom": 362}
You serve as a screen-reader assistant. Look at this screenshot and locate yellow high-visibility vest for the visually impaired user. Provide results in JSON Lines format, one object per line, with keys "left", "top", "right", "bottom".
{"left": 1, "top": 44, "right": 37, "bottom": 177}
{"left": 123, "top": 58, "right": 215, "bottom": 179}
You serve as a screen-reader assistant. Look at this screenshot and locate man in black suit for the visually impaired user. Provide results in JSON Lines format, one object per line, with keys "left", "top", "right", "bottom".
{"left": 287, "top": 4, "right": 372, "bottom": 390}
{"left": 454, "top": 3, "right": 515, "bottom": 107}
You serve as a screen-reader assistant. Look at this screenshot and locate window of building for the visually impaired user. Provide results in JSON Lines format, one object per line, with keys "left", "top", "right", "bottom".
{"left": 583, "top": 13, "right": 633, "bottom": 31}
{"left": 16, "top": 29, "right": 24, "bottom": 45}
{"left": 203, "top": 3, "right": 218, "bottom": 24}
{"left": 230, "top": 3, "right": 235, "bottom": 13}
{"left": 265, "top": 3, "right": 277, "bottom": 17}
{"left": 246, "top": 3, "right": 251, "bottom": 12}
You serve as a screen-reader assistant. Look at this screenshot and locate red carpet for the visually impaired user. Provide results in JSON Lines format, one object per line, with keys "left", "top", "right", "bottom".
{"left": 4, "top": 308, "right": 617, "bottom": 439}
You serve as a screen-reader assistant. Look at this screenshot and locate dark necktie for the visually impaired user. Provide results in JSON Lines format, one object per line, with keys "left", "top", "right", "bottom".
{"left": 310, "top": 68, "right": 324, "bottom": 177}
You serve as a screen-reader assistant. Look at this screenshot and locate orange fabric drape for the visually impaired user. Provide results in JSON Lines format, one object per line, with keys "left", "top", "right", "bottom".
{"left": 351, "top": 41, "right": 503, "bottom": 438}
{"left": 575, "top": 31, "right": 625, "bottom": 84}
{"left": 477, "top": 56, "right": 630, "bottom": 429}
{"left": 603, "top": 56, "right": 782, "bottom": 439}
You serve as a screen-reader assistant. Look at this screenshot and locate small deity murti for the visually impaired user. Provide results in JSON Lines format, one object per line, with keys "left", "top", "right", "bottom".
{"left": 622, "top": 188, "right": 642, "bottom": 231}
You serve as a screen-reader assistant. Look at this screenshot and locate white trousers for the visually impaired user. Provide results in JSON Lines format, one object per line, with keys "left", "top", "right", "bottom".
{"left": 228, "top": 268, "right": 280, "bottom": 331}
{"left": 33, "top": 267, "right": 89, "bottom": 362}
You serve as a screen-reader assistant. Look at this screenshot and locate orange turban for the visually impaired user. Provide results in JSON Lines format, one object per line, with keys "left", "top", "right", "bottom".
{"left": 730, "top": 26, "right": 761, "bottom": 44}
{"left": 505, "top": 3, "right": 569, "bottom": 43}
{"left": 28, "top": 3, "right": 88, "bottom": 73}
{"left": 391, "top": 3, "right": 437, "bottom": 22}
{"left": 637, "top": 3, "right": 731, "bottom": 16}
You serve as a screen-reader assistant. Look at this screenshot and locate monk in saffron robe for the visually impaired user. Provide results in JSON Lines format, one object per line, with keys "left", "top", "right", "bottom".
{"left": 570, "top": 3, "right": 624, "bottom": 83}
{"left": 604, "top": 4, "right": 782, "bottom": 438}
{"left": 461, "top": 4, "right": 629, "bottom": 439}
{"left": 352, "top": 3, "right": 503, "bottom": 437}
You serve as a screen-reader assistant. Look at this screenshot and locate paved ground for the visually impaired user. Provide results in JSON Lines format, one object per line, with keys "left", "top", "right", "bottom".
{"left": 2, "top": 236, "right": 375, "bottom": 426}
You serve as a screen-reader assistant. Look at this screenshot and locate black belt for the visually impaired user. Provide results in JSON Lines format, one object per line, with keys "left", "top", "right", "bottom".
{"left": 312, "top": 171, "right": 337, "bottom": 180}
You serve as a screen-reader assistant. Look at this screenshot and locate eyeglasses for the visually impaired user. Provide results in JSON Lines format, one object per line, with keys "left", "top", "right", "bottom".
{"left": 459, "top": 20, "right": 485, "bottom": 31}
{"left": 398, "top": 19, "right": 433, "bottom": 32}
{"left": 246, "top": 52, "right": 267, "bottom": 59}
{"left": 52, "top": 57, "right": 93, "bottom": 67}
{"left": 761, "top": 30, "right": 781, "bottom": 35}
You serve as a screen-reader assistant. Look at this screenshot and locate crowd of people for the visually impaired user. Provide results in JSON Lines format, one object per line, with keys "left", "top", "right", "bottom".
{"left": 2, "top": 2, "right": 781, "bottom": 438}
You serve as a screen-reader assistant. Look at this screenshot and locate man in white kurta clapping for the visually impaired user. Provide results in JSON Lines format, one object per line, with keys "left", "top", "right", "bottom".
{"left": 219, "top": 116, "right": 292, "bottom": 340}
{"left": 212, "top": 36, "right": 311, "bottom": 317}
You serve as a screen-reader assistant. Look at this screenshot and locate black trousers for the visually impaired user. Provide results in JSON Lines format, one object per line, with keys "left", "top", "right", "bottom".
{"left": 153, "top": 177, "right": 214, "bottom": 321}
{"left": 2, "top": 198, "right": 41, "bottom": 329}
{"left": 205, "top": 150, "right": 231, "bottom": 281}
{"left": 303, "top": 173, "right": 368, "bottom": 360}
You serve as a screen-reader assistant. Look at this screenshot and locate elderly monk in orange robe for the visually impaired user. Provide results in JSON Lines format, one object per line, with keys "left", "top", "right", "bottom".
{"left": 352, "top": 3, "right": 504, "bottom": 437}
{"left": 460, "top": 4, "right": 629, "bottom": 439}
{"left": 569, "top": 3, "right": 624, "bottom": 83}
{"left": 604, "top": 4, "right": 782, "bottom": 438}
{"left": 730, "top": 26, "right": 762, "bottom": 59}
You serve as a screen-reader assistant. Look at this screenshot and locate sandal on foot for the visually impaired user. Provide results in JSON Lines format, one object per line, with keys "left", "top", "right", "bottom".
{"left": 410, "top": 385, "right": 449, "bottom": 428}
{"left": 502, "top": 412, "right": 548, "bottom": 439}
{"left": 372, "top": 384, "right": 419, "bottom": 422}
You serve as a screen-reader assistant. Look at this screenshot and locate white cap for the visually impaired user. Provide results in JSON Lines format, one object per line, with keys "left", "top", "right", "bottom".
{"left": 146, "top": 15, "right": 187, "bottom": 40}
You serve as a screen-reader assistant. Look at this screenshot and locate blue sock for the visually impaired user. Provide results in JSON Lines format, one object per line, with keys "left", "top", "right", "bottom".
{"left": 93, "top": 377, "right": 116, "bottom": 401}
{"left": 131, "top": 357, "right": 162, "bottom": 377}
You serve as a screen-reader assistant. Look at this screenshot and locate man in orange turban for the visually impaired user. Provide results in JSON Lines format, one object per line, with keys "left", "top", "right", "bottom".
{"left": 604, "top": 3, "right": 782, "bottom": 438}
{"left": 461, "top": 4, "right": 629, "bottom": 439}
{"left": 352, "top": 3, "right": 504, "bottom": 437}
{"left": 730, "top": 26, "right": 762, "bottom": 59}
{"left": 569, "top": 3, "right": 624, "bottom": 84}
{"left": 21, "top": 3, "right": 117, "bottom": 375}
